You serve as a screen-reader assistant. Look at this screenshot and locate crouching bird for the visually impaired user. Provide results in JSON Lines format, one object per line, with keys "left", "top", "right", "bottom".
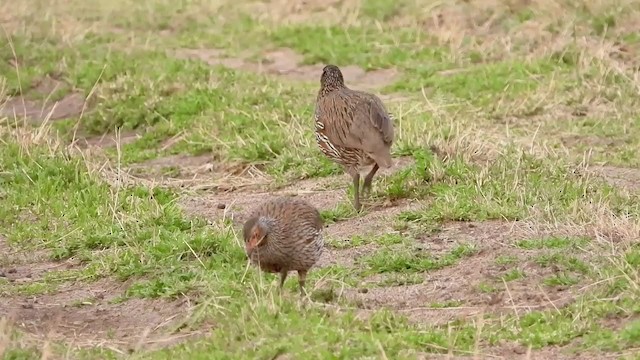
{"left": 243, "top": 197, "right": 324, "bottom": 295}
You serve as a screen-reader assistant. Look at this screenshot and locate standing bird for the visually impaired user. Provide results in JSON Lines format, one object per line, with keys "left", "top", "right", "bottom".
{"left": 314, "top": 64, "right": 394, "bottom": 211}
{"left": 243, "top": 196, "right": 324, "bottom": 295}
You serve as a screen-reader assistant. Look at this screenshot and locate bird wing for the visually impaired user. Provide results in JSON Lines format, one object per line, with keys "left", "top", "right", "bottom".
{"left": 351, "top": 93, "right": 394, "bottom": 146}
{"left": 317, "top": 92, "right": 394, "bottom": 152}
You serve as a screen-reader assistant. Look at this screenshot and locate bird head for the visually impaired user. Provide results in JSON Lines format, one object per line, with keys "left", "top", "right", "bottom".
{"left": 243, "top": 217, "right": 269, "bottom": 255}
{"left": 320, "top": 64, "right": 345, "bottom": 91}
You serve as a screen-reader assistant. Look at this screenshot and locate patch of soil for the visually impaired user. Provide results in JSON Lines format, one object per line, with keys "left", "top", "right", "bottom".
{"left": 140, "top": 154, "right": 213, "bottom": 169}
{"left": 181, "top": 187, "right": 346, "bottom": 227}
{"left": 0, "top": 257, "right": 79, "bottom": 285}
{"left": 0, "top": 237, "right": 70, "bottom": 284}
{"left": 332, "top": 200, "right": 421, "bottom": 238}
{"left": 485, "top": 342, "right": 607, "bottom": 360}
{"left": 31, "top": 76, "right": 66, "bottom": 96}
{"left": 0, "top": 278, "right": 200, "bottom": 351}
{"left": 560, "top": 134, "right": 617, "bottom": 150}
{"left": 589, "top": 165, "right": 640, "bottom": 192}
{"left": 409, "top": 346, "right": 591, "bottom": 360}
{"left": 345, "top": 221, "right": 591, "bottom": 326}
{"left": 599, "top": 313, "right": 640, "bottom": 333}
{"left": 0, "top": 93, "right": 86, "bottom": 123}
{"left": 128, "top": 154, "right": 215, "bottom": 180}
{"left": 75, "top": 131, "right": 140, "bottom": 150}
{"left": 178, "top": 155, "right": 416, "bottom": 225}
{"left": 316, "top": 198, "right": 423, "bottom": 268}
{"left": 173, "top": 47, "right": 399, "bottom": 92}
{"left": 316, "top": 244, "right": 380, "bottom": 269}
{"left": 0, "top": 242, "right": 202, "bottom": 352}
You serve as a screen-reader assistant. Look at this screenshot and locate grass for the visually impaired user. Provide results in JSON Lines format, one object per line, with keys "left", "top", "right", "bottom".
{"left": 501, "top": 268, "right": 525, "bottom": 282}
{"left": 2, "top": 0, "right": 640, "bottom": 358}
{"left": 362, "top": 243, "right": 477, "bottom": 274}
{"left": 327, "top": 233, "right": 408, "bottom": 249}
{"left": 516, "top": 236, "right": 591, "bottom": 250}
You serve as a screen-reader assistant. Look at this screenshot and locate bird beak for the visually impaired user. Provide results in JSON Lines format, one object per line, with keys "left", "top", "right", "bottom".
{"left": 246, "top": 234, "right": 264, "bottom": 255}
{"left": 246, "top": 237, "right": 257, "bottom": 254}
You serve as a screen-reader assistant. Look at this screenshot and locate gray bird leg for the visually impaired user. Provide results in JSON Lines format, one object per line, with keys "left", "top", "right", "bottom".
{"left": 352, "top": 173, "right": 361, "bottom": 211}
{"left": 362, "top": 163, "right": 380, "bottom": 197}
{"left": 279, "top": 270, "right": 288, "bottom": 291}
{"left": 298, "top": 269, "right": 308, "bottom": 296}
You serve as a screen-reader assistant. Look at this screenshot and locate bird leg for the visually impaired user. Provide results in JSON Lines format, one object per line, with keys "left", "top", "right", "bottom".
{"left": 362, "top": 164, "right": 380, "bottom": 197}
{"left": 279, "top": 270, "right": 288, "bottom": 292}
{"left": 352, "top": 173, "right": 361, "bottom": 211}
{"left": 297, "top": 270, "right": 308, "bottom": 296}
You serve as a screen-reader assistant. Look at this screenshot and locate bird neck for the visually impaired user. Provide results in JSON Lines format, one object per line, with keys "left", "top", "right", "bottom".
{"left": 256, "top": 216, "right": 277, "bottom": 234}
{"left": 319, "top": 83, "right": 346, "bottom": 98}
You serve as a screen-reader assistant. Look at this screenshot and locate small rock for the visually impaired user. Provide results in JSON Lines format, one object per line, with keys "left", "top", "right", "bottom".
{"left": 572, "top": 107, "right": 588, "bottom": 117}
{"left": 7, "top": 268, "right": 16, "bottom": 274}
{"left": 414, "top": 243, "right": 429, "bottom": 251}
{"left": 513, "top": 346, "right": 526, "bottom": 355}
{"left": 358, "top": 288, "right": 369, "bottom": 294}
{"left": 21, "top": 303, "right": 34, "bottom": 309}
{"left": 217, "top": 203, "right": 226, "bottom": 209}
{"left": 487, "top": 293, "right": 504, "bottom": 305}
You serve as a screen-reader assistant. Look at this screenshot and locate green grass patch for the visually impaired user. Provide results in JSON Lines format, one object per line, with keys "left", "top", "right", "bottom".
{"left": 361, "top": 0, "right": 406, "bottom": 21}
{"left": 328, "top": 233, "right": 408, "bottom": 249}
{"left": 543, "top": 273, "right": 580, "bottom": 287}
{"left": 397, "top": 148, "right": 637, "bottom": 226}
{"left": 517, "top": 236, "right": 591, "bottom": 250}
{"left": 320, "top": 201, "right": 360, "bottom": 223}
{"left": 268, "top": 25, "right": 450, "bottom": 72}
{"left": 377, "top": 148, "right": 437, "bottom": 200}
{"left": 0, "top": 36, "right": 68, "bottom": 98}
{"left": 391, "top": 58, "right": 570, "bottom": 104}
{"left": 501, "top": 268, "right": 525, "bottom": 282}
{"left": 2, "top": 36, "right": 347, "bottom": 179}
{"left": 477, "top": 282, "right": 499, "bottom": 294}
{"left": 362, "top": 243, "right": 476, "bottom": 274}
{"left": 495, "top": 255, "right": 519, "bottom": 266}
{"left": 534, "top": 253, "right": 593, "bottom": 275}
{"left": 430, "top": 300, "right": 463, "bottom": 309}
{"left": 0, "top": 136, "right": 244, "bottom": 297}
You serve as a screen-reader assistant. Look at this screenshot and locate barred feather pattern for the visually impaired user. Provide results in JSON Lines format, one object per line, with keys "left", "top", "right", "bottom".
{"left": 314, "top": 113, "right": 374, "bottom": 173}
{"left": 243, "top": 197, "right": 324, "bottom": 274}
{"left": 314, "top": 64, "right": 394, "bottom": 175}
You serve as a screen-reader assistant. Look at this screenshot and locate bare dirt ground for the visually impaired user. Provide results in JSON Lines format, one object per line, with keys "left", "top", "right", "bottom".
{"left": 0, "top": 235, "right": 203, "bottom": 353}
{"left": 349, "top": 221, "right": 588, "bottom": 323}
{"left": 0, "top": 92, "right": 86, "bottom": 124}
{"left": 589, "top": 165, "right": 640, "bottom": 193}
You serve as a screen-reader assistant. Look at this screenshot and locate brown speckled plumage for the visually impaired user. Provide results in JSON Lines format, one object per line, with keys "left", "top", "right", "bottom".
{"left": 243, "top": 197, "right": 324, "bottom": 294}
{"left": 314, "top": 64, "right": 394, "bottom": 211}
